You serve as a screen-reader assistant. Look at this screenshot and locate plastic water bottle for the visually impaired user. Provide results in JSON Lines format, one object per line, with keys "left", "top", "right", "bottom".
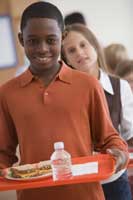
{"left": 50, "top": 142, "right": 72, "bottom": 181}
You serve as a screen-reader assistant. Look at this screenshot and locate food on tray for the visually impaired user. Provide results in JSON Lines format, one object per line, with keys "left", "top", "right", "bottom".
{"left": 37, "top": 161, "right": 52, "bottom": 175}
{"left": 8, "top": 161, "right": 52, "bottom": 178}
{"left": 9, "top": 164, "right": 38, "bottom": 178}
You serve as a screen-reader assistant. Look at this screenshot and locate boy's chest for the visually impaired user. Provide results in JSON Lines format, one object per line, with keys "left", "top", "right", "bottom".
{"left": 7, "top": 83, "right": 89, "bottom": 121}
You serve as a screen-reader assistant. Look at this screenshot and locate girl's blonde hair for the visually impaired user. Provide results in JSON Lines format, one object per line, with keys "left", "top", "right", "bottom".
{"left": 104, "top": 43, "right": 129, "bottom": 73}
{"left": 115, "top": 59, "right": 133, "bottom": 77}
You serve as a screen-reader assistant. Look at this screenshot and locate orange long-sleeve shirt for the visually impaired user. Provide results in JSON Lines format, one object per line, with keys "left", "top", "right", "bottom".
{"left": 0, "top": 62, "right": 128, "bottom": 200}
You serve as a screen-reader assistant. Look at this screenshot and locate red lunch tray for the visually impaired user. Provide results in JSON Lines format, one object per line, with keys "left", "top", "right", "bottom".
{"left": 0, "top": 154, "right": 115, "bottom": 191}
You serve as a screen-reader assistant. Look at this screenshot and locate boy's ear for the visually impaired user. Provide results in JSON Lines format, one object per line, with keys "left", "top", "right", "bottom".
{"left": 18, "top": 32, "right": 24, "bottom": 46}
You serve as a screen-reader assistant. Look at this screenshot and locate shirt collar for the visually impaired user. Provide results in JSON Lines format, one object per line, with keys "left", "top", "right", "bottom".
{"left": 19, "top": 61, "right": 72, "bottom": 87}
{"left": 58, "top": 61, "right": 72, "bottom": 84}
{"left": 19, "top": 68, "right": 34, "bottom": 87}
{"left": 99, "top": 69, "right": 114, "bottom": 95}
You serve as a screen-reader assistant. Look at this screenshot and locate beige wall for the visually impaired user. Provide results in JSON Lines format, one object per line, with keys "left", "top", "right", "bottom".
{"left": 0, "top": 0, "right": 37, "bottom": 85}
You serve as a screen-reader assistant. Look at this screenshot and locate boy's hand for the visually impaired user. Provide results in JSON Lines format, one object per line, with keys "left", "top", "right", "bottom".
{"left": 127, "top": 137, "right": 133, "bottom": 147}
{"left": 106, "top": 148, "right": 129, "bottom": 173}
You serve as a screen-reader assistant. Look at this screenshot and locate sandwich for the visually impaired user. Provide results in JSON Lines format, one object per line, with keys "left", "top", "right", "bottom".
{"left": 37, "top": 160, "right": 52, "bottom": 175}
{"left": 9, "top": 161, "right": 52, "bottom": 179}
{"left": 9, "top": 164, "right": 38, "bottom": 178}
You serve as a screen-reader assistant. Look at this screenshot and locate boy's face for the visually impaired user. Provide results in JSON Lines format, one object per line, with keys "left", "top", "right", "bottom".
{"left": 18, "top": 18, "right": 62, "bottom": 73}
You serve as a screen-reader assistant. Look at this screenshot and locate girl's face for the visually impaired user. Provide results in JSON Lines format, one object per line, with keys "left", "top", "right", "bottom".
{"left": 62, "top": 31, "right": 98, "bottom": 73}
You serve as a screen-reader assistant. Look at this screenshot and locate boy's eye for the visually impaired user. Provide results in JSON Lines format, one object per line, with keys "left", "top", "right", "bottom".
{"left": 27, "top": 39, "right": 38, "bottom": 45}
{"left": 47, "top": 38, "right": 57, "bottom": 44}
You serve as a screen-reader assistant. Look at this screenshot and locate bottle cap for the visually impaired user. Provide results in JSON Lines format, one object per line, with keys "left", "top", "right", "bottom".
{"left": 54, "top": 142, "right": 64, "bottom": 150}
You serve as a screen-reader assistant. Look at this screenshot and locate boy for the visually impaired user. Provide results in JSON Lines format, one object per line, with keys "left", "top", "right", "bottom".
{"left": 0, "top": 2, "right": 129, "bottom": 200}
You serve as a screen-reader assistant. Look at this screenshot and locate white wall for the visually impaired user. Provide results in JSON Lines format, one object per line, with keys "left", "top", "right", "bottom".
{"left": 47, "top": 0, "right": 133, "bottom": 57}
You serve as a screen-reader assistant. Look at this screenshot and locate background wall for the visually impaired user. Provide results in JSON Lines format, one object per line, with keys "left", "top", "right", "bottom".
{"left": 0, "top": 0, "right": 37, "bottom": 85}
{"left": 47, "top": 0, "right": 133, "bottom": 57}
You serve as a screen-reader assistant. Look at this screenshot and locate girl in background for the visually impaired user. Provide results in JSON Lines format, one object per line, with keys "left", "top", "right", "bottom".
{"left": 115, "top": 59, "right": 133, "bottom": 91}
{"left": 104, "top": 43, "right": 129, "bottom": 75}
{"left": 61, "top": 24, "right": 133, "bottom": 200}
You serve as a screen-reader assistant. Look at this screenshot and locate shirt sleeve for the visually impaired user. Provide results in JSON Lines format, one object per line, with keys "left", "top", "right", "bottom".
{"left": 119, "top": 79, "right": 133, "bottom": 141}
{"left": 0, "top": 87, "right": 18, "bottom": 168}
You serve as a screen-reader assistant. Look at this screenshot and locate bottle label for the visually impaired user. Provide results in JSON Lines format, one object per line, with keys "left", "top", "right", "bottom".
{"left": 52, "top": 158, "right": 70, "bottom": 165}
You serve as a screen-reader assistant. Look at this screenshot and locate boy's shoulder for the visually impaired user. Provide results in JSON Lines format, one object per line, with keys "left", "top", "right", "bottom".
{"left": 68, "top": 66, "right": 100, "bottom": 88}
{"left": 0, "top": 70, "right": 26, "bottom": 93}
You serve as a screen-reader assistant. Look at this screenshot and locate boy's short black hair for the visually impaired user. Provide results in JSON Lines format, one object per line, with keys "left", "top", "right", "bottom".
{"left": 64, "top": 12, "right": 86, "bottom": 26}
{"left": 20, "top": 1, "right": 64, "bottom": 32}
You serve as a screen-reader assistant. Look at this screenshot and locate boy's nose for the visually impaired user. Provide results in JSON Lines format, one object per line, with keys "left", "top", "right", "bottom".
{"left": 38, "top": 41, "right": 49, "bottom": 52}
